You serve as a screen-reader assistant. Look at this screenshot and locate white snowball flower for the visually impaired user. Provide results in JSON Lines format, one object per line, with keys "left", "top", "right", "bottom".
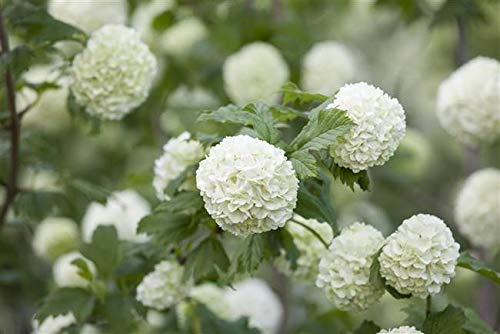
{"left": 196, "top": 135, "right": 299, "bottom": 237}
{"left": 82, "top": 190, "right": 151, "bottom": 243}
{"left": 223, "top": 42, "right": 289, "bottom": 105}
{"left": 160, "top": 17, "right": 207, "bottom": 57}
{"left": 32, "top": 312, "right": 76, "bottom": 334}
{"left": 136, "top": 260, "right": 190, "bottom": 310}
{"left": 32, "top": 217, "right": 79, "bottom": 261}
{"left": 301, "top": 41, "right": 357, "bottom": 95}
{"left": 132, "top": 0, "right": 176, "bottom": 46}
{"left": 224, "top": 279, "right": 283, "bottom": 334}
{"left": 328, "top": 82, "right": 406, "bottom": 173}
{"left": 436, "top": 57, "right": 500, "bottom": 145}
{"left": 455, "top": 168, "right": 500, "bottom": 250}
{"left": 316, "top": 222, "right": 385, "bottom": 311}
{"left": 71, "top": 24, "right": 157, "bottom": 120}
{"left": 379, "top": 214, "right": 460, "bottom": 298}
{"left": 280, "top": 215, "right": 334, "bottom": 282}
{"left": 377, "top": 326, "right": 424, "bottom": 334}
{"left": 48, "top": 0, "right": 127, "bottom": 33}
{"left": 53, "top": 251, "right": 96, "bottom": 288}
{"left": 153, "top": 132, "right": 205, "bottom": 201}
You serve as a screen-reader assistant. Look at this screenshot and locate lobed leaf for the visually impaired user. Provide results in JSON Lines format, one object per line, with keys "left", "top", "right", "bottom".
{"left": 36, "top": 288, "right": 95, "bottom": 323}
{"left": 184, "top": 237, "right": 230, "bottom": 282}
{"left": 457, "top": 251, "right": 500, "bottom": 285}
{"left": 80, "top": 226, "right": 122, "bottom": 279}
{"left": 280, "top": 82, "right": 328, "bottom": 106}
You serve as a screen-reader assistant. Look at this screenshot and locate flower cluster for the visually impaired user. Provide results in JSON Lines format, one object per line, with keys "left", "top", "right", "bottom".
{"left": 82, "top": 190, "right": 150, "bottom": 242}
{"left": 455, "top": 168, "right": 500, "bottom": 250}
{"left": 196, "top": 135, "right": 298, "bottom": 237}
{"left": 302, "top": 41, "right": 357, "bottom": 95}
{"left": 316, "top": 222, "right": 385, "bottom": 311}
{"left": 223, "top": 42, "right": 289, "bottom": 105}
{"left": 48, "top": 0, "right": 127, "bottom": 33}
{"left": 32, "top": 312, "right": 76, "bottom": 334}
{"left": 71, "top": 25, "right": 157, "bottom": 120}
{"left": 436, "top": 57, "right": 500, "bottom": 145}
{"left": 328, "top": 82, "right": 406, "bottom": 172}
{"left": 153, "top": 132, "right": 205, "bottom": 200}
{"left": 52, "top": 251, "right": 95, "bottom": 288}
{"left": 160, "top": 17, "right": 208, "bottom": 57}
{"left": 379, "top": 214, "right": 460, "bottom": 298}
{"left": 136, "top": 260, "right": 190, "bottom": 310}
{"left": 32, "top": 217, "right": 79, "bottom": 261}
{"left": 377, "top": 326, "right": 424, "bottom": 334}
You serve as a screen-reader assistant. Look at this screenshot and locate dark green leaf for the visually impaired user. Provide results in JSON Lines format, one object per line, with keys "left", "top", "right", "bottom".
{"left": 281, "top": 82, "right": 328, "bottom": 106}
{"left": 290, "top": 150, "right": 318, "bottom": 179}
{"left": 154, "top": 191, "right": 204, "bottom": 213}
{"left": 314, "top": 151, "right": 370, "bottom": 191}
{"left": 222, "top": 234, "right": 267, "bottom": 283}
{"left": 0, "top": 45, "right": 34, "bottom": 77}
{"left": 66, "top": 178, "right": 111, "bottom": 203}
{"left": 195, "top": 303, "right": 259, "bottom": 334}
{"left": 70, "top": 258, "right": 94, "bottom": 282}
{"left": 278, "top": 229, "right": 300, "bottom": 271}
{"left": 101, "top": 294, "right": 137, "bottom": 332}
{"left": 80, "top": 226, "right": 122, "bottom": 279}
{"left": 164, "top": 164, "right": 198, "bottom": 199}
{"left": 353, "top": 321, "right": 381, "bottom": 334}
{"left": 36, "top": 288, "right": 95, "bottom": 323}
{"left": 13, "top": 191, "right": 67, "bottom": 221}
{"left": 423, "top": 305, "right": 466, "bottom": 334}
{"left": 462, "top": 307, "right": 496, "bottom": 334}
{"left": 184, "top": 237, "right": 230, "bottom": 282}
{"left": 457, "top": 251, "right": 500, "bottom": 285}
{"left": 138, "top": 212, "right": 198, "bottom": 247}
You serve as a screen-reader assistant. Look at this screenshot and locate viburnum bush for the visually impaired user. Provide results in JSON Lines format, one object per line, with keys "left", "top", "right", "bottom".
{"left": 0, "top": 1, "right": 499, "bottom": 334}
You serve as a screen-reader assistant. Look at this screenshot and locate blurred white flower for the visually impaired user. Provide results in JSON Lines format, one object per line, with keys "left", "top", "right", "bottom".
{"left": 153, "top": 132, "right": 205, "bottom": 201}
{"left": 71, "top": 25, "right": 157, "bottom": 120}
{"left": 80, "top": 324, "right": 101, "bottom": 334}
{"left": 379, "top": 214, "right": 460, "bottom": 298}
{"left": 160, "top": 17, "right": 207, "bottom": 57}
{"left": 328, "top": 82, "right": 406, "bottom": 173}
{"left": 32, "top": 217, "right": 79, "bottom": 261}
{"left": 436, "top": 56, "right": 500, "bottom": 145}
{"left": 53, "top": 251, "right": 96, "bottom": 288}
{"left": 302, "top": 41, "right": 357, "bottom": 95}
{"left": 82, "top": 190, "right": 151, "bottom": 242}
{"left": 338, "top": 201, "right": 392, "bottom": 236}
{"left": 224, "top": 279, "right": 283, "bottom": 334}
{"left": 132, "top": 0, "right": 176, "bottom": 46}
{"left": 280, "top": 215, "right": 334, "bottom": 282}
{"left": 223, "top": 42, "right": 289, "bottom": 105}
{"left": 196, "top": 135, "right": 298, "bottom": 237}
{"left": 167, "top": 85, "right": 219, "bottom": 110}
{"left": 21, "top": 168, "right": 60, "bottom": 192}
{"left": 455, "top": 168, "right": 500, "bottom": 250}
{"left": 377, "top": 326, "right": 424, "bottom": 334}
{"left": 316, "top": 222, "right": 385, "bottom": 311}
{"left": 32, "top": 312, "right": 76, "bottom": 334}
{"left": 136, "top": 260, "right": 190, "bottom": 310}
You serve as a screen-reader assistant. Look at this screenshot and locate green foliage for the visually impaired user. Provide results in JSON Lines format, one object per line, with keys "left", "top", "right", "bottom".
{"left": 184, "top": 237, "right": 230, "bottom": 282}
{"left": 71, "top": 258, "right": 94, "bottom": 282}
{"left": 138, "top": 211, "right": 199, "bottom": 248}
{"left": 314, "top": 151, "right": 370, "bottom": 191}
{"left": 155, "top": 191, "right": 204, "bottom": 213}
{"left": 369, "top": 250, "right": 412, "bottom": 299}
{"left": 457, "top": 251, "right": 500, "bottom": 285}
{"left": 36, "top": 288, "right": 95, "bottom": 323}
{"left": 462, "top": 307, "right": 496, "bottom": 334}
{"left": 281, "top": 81, "right": 328, "bottom": 106}
{"left": 353, "top": 321, "right": 381, "bottom": 334}
{"left": 164, "top": 164, "right": 198, "bottom": 199}
{"left": 101, "top": 294, "right": 137, "bottom": 332}
{"left": 80, "top": 226, "right": 122, "bottom": 279}
{"left": 423, "top": 305, "right": 466, "bottom": 334}
{"left": 66, "top": 178, "right": 111, "bottom": 203}
{"left": 13, "top": 190, "right": 67, "bottom": 221}
{"left": 194, "top": 303, "right": 259, "bottom": 334}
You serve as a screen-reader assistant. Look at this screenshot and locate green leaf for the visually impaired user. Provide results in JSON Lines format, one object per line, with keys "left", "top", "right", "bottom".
{"left": 462, "top": 307, "right": 496, "bottom": 334}
{"left": 278, "top": 229, "right": 300, "bottom": 271}
{"left": 164, "top": 164, "right": 198, "bottom": 199}
{"left": 70, "top": 258, "right": 94, "bottom": 282}
{"left": 67, "top": 178, "right": 111, "bottom": 203}
{"left": 101, "top": 294, "right": 137, "bottom": 332}
{"left": 195, "top": 303, "right": 259, "bottom": 334}
{"left": 13, "top": 191, "right": 67, "bottom": 221}
{"left": 290, "top": 150, "right": 319, "bottom": 179}
{"left": 184, "top": 237, "right": 230, "bottom": 282}
{"left": 423, "top": 305, "right": 466, "bottom": 334}
{"left": 402, "top": 299, "right": 426, "bottom": 328}
{"left": 154, "top": 191, "right": 204, "bottom": 213}
{"left": 314, "top": 151, "right": 370, "bottom": 191}
{"left": 138, "top": 212, "right": 198, "bottom": 247}
{"left": 281, "top": 82, "right": 328, "bottom": 106}
{"left": 0, "top": 45, "right": 34, "bottom": 77}
{"left": 222, "top": 234, "right": 267, "bottom": 283}
{"left": 36, "top": 288, "right": 95, "bottom": 323}
{"left": 369, "top": 250, "right": 412, "bottom": 299}
{"left": 353, "top": 321, "right": 381, "bottom": 334}
{"left": 457, "top": 251, "right": 500, "bottom": 285}
{"left": 80, "top": 226, "right": 122, "bottom": 279}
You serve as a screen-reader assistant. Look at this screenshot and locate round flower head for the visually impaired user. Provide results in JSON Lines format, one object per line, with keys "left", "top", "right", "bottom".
{"left": 82, "top": 190, "right": 151, "bottom": 243}
{"left": 280, "top": 215, "right": 334, "bottom": 282}
{"left": 32, "top": 217, "right": 79, "bottom": 261}
{"left": 436, "top": 57, "right": 500, "bottom": 145}
{"left": 377, "top": 326, "right": 424, "bottom": 334}
{"left": 316, "top": 222, "right": 385, "bottom": 311}
{"left": 160, "top": 17, "right": 207, "bottom": 57}
{"left": 455, "top": 168, "right": 500, "bottom": 250}
{"left": 53, "top": 251, "right": 96, "bottom": 288}
{"left": 223, "top": 42, "right": 289, "bottom": 105}
{"left": 302, "top": 41, "right": 357, "bottom": 95}
{"left": 153, "top": 132, "right": 205, "bottom": 201}
{"left": 136, "top": 260, "right": 190, "bottom": 310}
{"left": 224, "top": 279, "right": 283, "bottom": 334}
{"left": 32, "top": 312, "right": 76, "bottom": 334}
{"left": 196, "top": 135, "right": 299, "bottom": 237}
{"left": 379, "top": 214, "right": 460, "bottom": 298}
{"left": 71, "top": 24, "right": 157, "bottom": 120}
{"left": 48, "top": 0, "right": 127, "bottom": 33}
{"left": 328, "top": 82, "right": 406, "bottom": 173}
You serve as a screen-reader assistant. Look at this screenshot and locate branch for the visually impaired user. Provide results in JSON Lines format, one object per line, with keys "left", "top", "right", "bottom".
{"left": 0, "top": 1, "right": 21, "bottom": 226}
{"left": 289, "top": 218, "right": 329, "bottom": 249}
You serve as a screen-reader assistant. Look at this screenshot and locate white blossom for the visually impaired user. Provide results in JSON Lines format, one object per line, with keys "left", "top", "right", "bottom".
{"left": 82, "top": 190, "right": 150, "bottom": 243}
{"left": 377, "top": 326, "right": 424, "bottom": 334}
{"left": 316, "top": 222, "right": 385, "bottom": 311}
{"left": 71, "top": 25, "right": 157, "bottom": 120}
{"left": 53, "top": 251, "right": 96, "bottom": 288}
{"left": 224, "top": 279, "right": 283, "bottom": 334}
{"left": 160, "top": 17, "right": 207, "bottom": 57}
{"left": 379, "top": 214, "right": 460, "bottom": 298}
{"left": 328, "top": 82, "right": 406, "bottom": 173}
{"left": 302, "top": 41, "right": 357, "bottom": 95}
{"left": 48, "top": 0, "right": 127, "bottom": 33}
{"left": 136, "top": 260, "right": 190, "bottom": 310}
{"left": 223, "top": 42, "right": 289, "bottom": 105}
{"left": 455, "top": 168, "right": 500, "bottom": 250}
{"left": 32, "top": 217, "right": 79, "bottom": 261}
{"left": 32, "top": 312, "right": 76, "bottom": 334}
{"left": 196, "top": 135, "right": 298, "bottom": 237}
{"left": 436, "top": 57, "right": 500, "bottom": 145}
{"left": 153, "top": 132, "right": 205, "bottom": 201}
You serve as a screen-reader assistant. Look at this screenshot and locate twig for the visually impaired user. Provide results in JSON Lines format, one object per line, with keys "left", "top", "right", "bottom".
{"left": 289, "top": 218, "right": 329, "bottom": 249}
{"left": 425, "top": 295, "right": 432, "bottom": 318}
{"left": 0, "top": 1, "right": 21, "bottom": 226}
